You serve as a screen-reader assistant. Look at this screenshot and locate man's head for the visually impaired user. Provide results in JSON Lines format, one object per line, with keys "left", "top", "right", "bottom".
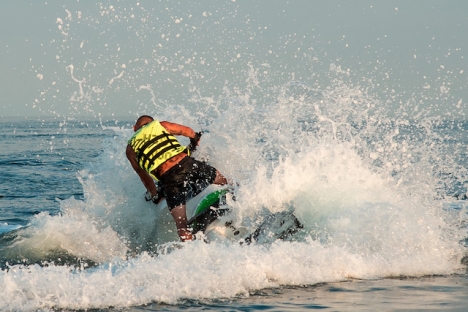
{"left": 133, "top": 115, "right": 154, "bottom": 132}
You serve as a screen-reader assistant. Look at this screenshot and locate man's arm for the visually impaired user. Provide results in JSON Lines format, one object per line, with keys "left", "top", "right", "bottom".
{"left": 160, "top": 121, "right": 196, "bottom": 138}
{"left": 126, "top": 145, "right": 158, "bottom": 197}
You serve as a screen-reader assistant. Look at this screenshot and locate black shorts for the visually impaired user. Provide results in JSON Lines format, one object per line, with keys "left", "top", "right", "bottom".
{"left": 158, "top": 156, "right": 217, "bottom": 209}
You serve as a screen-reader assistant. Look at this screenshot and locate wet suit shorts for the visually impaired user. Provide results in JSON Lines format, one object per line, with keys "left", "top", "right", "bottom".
{"left": 158, "top": 156, "right": 217, "bottom": 209}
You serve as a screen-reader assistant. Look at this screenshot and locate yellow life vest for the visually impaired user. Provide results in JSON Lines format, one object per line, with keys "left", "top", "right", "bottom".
{"left": 128, "top": 120, "right": 187, "bottom": 179}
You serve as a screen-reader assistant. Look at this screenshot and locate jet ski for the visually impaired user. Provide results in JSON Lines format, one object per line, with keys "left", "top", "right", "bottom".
{"left": 151, "top": 184, "right": 303, "bottom": 245}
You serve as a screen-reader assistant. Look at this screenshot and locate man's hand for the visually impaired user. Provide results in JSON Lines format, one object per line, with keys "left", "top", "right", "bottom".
{"left": 188, "top": 131, "right": 203, "bottom": 153}
{"left": 145, "top": 191, "right": 159, "bottom": 204}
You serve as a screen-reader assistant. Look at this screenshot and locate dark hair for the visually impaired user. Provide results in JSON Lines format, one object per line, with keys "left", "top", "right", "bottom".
{"left": 136, "top": 115, "right": 154, "bottom": 124}
{"left": 134, "top": 115, "right": 154, "bottom": 131}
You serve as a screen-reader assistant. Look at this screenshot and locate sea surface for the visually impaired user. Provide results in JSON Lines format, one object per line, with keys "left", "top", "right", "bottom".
{"left": 0, "top": 116, "right": 467, "bottom": 311}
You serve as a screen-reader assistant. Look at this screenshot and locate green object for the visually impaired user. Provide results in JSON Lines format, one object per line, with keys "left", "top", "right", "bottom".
{"left": 194, "top": 189, "right": 229, "bottom": 216}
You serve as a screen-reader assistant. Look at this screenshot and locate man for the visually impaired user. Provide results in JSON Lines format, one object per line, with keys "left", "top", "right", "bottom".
{"left": 126, "top": 115, "right": 228, "bottom": 241}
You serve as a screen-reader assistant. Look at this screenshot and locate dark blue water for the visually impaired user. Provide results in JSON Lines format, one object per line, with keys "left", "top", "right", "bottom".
{"left": 0, "top": 118, "right": 126, "bottom": 228}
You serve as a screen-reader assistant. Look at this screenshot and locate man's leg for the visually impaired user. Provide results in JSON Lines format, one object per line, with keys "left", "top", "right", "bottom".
{"left": 213, "top": 170, "right": 228, "bottom": 185}
{"left": 170, "top": 204, "right": 193, "bottom": 241}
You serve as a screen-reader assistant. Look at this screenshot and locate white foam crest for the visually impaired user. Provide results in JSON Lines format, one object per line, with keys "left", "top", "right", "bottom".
{"left": 0, "top": 236, "right": 462, "bottom": 311}
{"left": 239, "top": 143, "right": 393, "bottom": 213}
{"left": 233, "top": 138, "right": 464, "bottom": 264}
{"left": 3, "top": 211, "right": 127, "bottom": 264}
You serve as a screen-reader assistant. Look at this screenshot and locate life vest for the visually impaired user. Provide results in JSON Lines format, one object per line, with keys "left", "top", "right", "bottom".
{"left": 128, "top": 120, "right": 187, "bottom": 179}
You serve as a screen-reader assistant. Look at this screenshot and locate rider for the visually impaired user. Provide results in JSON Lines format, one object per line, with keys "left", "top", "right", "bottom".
{"left": 126, "top": 115, "right": 228, "bottom": 241}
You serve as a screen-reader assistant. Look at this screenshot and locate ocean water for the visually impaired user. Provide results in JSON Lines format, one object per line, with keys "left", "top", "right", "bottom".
{"left": 0, "top": 112, "right": 467, "bottom": 311}
{"left": 2, "top": 1, "right": 468, "bottom": 311}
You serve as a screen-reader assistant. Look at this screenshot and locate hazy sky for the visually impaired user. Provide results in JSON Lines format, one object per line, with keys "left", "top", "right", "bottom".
{"left": 1, "top": 0, "right": 467, "bottom": 119}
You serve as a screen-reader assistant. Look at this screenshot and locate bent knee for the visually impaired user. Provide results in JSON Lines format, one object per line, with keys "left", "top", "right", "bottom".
{"left": 213, "top": 170, "right": 228, "bottom": 185}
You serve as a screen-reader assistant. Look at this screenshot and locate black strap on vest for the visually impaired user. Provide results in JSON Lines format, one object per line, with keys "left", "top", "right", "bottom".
{"left": 137, "top": 132, "right": 181, "bottom": 167}
{"left": 137, "top": 133, "right": 168, "bottom": 155}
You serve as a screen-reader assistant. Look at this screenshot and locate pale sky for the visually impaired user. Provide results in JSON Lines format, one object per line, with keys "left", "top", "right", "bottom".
{"left": 1, "top": 0, "right": 467, "bottom": 119}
